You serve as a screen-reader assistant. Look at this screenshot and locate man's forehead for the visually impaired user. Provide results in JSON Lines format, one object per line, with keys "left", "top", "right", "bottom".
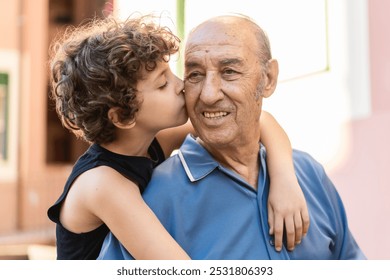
{"left": 184, "top": 43, "right": 246, "bottom": 65}
{"left": 185, "top": 42, "right": 241, "bottom": 54}
{"left": 185, "top": 23, "right": 257, "bottom": 55}
{"left": 186, "top": 27, "right": 241, "bottom": 47}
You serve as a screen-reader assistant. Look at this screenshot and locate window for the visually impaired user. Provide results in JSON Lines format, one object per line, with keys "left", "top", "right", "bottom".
{"left": 0, "top": 73, "right": 8, "bottom": 161}
{"left": 183, "top": 0, "right": 329, "bottom": 81}
{"left": 46, "top": 0, "right": 112, "bottom": 163}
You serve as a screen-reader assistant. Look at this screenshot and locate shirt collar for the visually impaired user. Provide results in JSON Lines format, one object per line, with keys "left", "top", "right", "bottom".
{"left": 178, "top": 135, "right": 219, "bottom": 182}
{"left": 178, "top": 134, "right": 268, "bottom": 185}
{"left": 178, "top": 135, "right": 291, "bottom": 259}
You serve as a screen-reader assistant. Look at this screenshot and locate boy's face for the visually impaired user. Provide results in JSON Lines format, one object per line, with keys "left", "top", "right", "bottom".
{"left": 135, "top": 61, "right": 188, "bottom": 132}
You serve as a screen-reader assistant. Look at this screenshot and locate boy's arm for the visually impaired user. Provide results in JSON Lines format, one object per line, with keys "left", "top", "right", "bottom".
{"left": 156, "top": 119, "right": 195, "bottom": 158}
{"left": 90, "top": 167, "right": 191, "bottom": 260}
{"left": 260, "top": 111, "right": 310, "bottom": 251}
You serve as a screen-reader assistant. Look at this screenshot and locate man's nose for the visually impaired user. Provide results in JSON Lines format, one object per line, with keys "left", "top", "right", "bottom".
{"left": 200, "top": 72, "right": 223, "bottom": 104}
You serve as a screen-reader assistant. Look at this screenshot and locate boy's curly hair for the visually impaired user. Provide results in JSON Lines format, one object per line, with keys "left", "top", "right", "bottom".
{"left": 49, "top": 15, "right": 180, "bottom": 144}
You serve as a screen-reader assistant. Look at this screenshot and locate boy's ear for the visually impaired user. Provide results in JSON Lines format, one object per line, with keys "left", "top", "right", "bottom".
{"left": 261, "top": 59, "right": 279, "bottom": 98}
{"left": 108, "top": 107, "right": 136, "bottom": 129}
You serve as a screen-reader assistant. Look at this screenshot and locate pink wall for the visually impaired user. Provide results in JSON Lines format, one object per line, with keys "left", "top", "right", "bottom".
{"left": 330, "top": 113, "right": 390, "bottom": 259}
{"left": 0, "top": 1, "right": 19, "bottom": 49}
{"left": 329, "top": 0, "right": 390, "bottom": 260}
{"left": 369, "top": 0, "right": 390, "bottom": 112}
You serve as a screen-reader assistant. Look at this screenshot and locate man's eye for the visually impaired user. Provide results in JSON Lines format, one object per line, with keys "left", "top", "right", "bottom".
{"left": 223, "top": 69, "right": 237, "bottom": 75}
{"left": 222, "top": 68, "right": 240, "bottom": 80}
{"left": 186, "top": 72, "right": 203, "bottom": 83}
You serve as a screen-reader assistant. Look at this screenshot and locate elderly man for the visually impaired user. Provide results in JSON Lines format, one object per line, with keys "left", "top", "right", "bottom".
{"left": 98, "top": 15, "right": 365, "bottom": 260}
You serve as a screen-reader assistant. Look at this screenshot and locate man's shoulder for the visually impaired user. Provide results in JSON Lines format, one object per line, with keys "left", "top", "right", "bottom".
{"left": 292, "top": 149, "right": 322, "bottom": 166}
{"left": 143, "top": 153, "right": 187, "bottom": 201}
{"left": 291, "top": 149, "right": 327, "bottom": 180}
{"left": 153, "top": 152, "right": 183, "bottom": 179}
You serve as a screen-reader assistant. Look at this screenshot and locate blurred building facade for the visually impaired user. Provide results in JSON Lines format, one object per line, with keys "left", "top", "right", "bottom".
{"left": 0, "top": 0, "right": 110, "bottom": 258}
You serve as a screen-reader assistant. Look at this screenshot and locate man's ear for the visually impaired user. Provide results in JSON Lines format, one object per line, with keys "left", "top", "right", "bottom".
{"left": 108, "top": 107, "right": 136, "bottom": 129}
{"left": 261, "top": 59, "right": 279, "bottom": 98}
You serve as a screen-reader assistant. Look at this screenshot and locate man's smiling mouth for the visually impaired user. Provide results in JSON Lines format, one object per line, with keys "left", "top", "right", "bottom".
{"left": 203, "top": 111, "right": 229, "bottom": 119}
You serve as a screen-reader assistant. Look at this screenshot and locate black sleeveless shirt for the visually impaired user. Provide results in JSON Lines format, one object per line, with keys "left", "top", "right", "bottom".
{"left": 47, "top": 139, "right": 165, "bottom": 259}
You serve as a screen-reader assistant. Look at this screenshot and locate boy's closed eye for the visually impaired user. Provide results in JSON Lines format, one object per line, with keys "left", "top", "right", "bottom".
{"left": 158, "top": 81, "right": 168, "bottom": 89}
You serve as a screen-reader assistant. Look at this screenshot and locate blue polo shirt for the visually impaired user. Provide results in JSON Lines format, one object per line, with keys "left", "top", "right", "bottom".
{"left": 98, "top": 135, "right": 366, "bottom": 260}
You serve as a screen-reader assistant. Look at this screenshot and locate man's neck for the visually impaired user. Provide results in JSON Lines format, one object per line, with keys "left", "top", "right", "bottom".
{"left": 197, "top": 138, "right": 260, "bottom": 189}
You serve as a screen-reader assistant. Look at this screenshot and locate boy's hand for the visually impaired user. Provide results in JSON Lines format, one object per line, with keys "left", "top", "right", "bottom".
{"left": 267, "top": 176, "right": 310, "bottom": 251}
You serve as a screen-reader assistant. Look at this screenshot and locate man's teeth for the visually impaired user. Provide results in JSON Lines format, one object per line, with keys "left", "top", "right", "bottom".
{"left": 203, "top": 112, "right": 228, "bottom": 118}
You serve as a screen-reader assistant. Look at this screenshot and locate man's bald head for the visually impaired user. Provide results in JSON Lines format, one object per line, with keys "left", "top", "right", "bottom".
{"left": 185, "top": 15, "right": 272, "bottom": 67}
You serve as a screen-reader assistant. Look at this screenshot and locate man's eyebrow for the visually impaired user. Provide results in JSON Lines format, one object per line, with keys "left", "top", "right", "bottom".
{"left": 185, "top": 58, "right": 244, "bottom": 69}
{"left": 184, "top": 61, "right": 200, "bottom": 69}
{"left": 219, "top": 58, "right": 244, "bottom": 67}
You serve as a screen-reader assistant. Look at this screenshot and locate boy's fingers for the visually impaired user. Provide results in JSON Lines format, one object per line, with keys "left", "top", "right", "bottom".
{"left": 302, "top": 209, "right": 310, "bottom": 236}
{"left": 268, "top": 208, "right": 274, "bottom": 235}
{"left": 273, "top": 216, "right": 284, "bottom": 251}
{"left": 285, "top": 216, "right": 295, "bottom": 251}
{"left": 294, "top": 213, "right": 303, "bottom": 244}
